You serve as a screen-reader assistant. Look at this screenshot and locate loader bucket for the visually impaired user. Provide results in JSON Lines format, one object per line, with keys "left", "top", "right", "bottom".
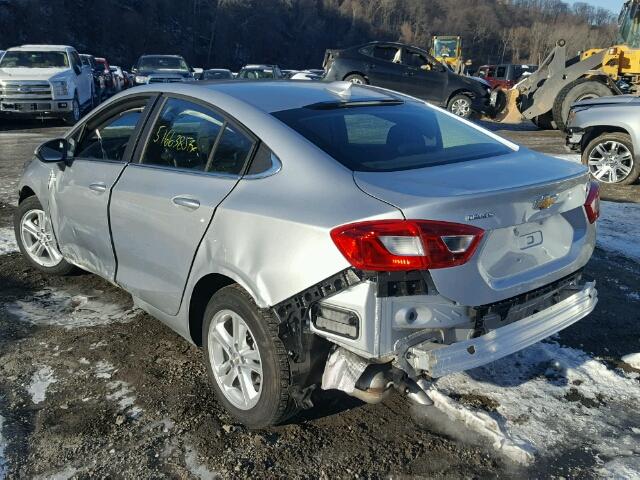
{"left": 491, "top": 88, "right": 523, "bottom": 124}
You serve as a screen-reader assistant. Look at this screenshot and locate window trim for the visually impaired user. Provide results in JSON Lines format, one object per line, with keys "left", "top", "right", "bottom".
{"left": 132, "top": 93, "right": 259, "bottom": 178}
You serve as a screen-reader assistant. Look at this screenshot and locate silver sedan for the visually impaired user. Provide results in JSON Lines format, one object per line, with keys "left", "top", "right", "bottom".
{"left": 15, "top": 80, "right": 599, "bottom": 427}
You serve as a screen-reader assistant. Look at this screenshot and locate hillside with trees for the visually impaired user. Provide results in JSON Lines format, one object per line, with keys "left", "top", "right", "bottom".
{"left": 0, "top": 0, "right": 618, "bottom": 69}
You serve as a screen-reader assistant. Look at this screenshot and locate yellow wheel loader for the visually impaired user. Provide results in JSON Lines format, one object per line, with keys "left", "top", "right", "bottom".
{"left": 496, "top": 0, "right": 640, "bottom": 130}
{"left": 431, "top": 35, "right": 467, "bottom": 75}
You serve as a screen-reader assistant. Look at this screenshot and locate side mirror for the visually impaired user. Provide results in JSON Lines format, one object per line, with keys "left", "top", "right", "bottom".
{"left": 36, "top": 138, "right": 72, "bottom": 165}
{"left": 73, "top": 64, "right": 82, "bottom": 75}
{"left": 131, "top": 66, "right": 137, "bottom": 73}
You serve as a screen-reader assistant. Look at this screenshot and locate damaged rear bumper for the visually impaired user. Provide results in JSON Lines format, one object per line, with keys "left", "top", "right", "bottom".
{"left": 406, "top": 281, "right": 597, "bottom": 377}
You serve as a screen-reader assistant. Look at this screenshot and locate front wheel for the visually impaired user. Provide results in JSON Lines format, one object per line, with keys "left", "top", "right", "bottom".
{"left": 13, "top": 196, "right": 75, "bottom": 275}
{"left": 343, "top": 73, "right": 367, "bottom": 84}
{"left": 63, "top": 95, "right": 81, "bottom": 126}
{"left": 202, "top": 284, "right": 297, "bottom": 428}
{"left": 582, "top": 132, "right": 639, "bottom": 185}
{"left": 447, "top": 94, "right": 473, "bottom": 119}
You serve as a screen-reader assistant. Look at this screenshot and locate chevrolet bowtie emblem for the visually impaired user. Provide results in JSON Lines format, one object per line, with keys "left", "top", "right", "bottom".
{"left": 533, "top": 194, "right": 558, "bottom": 210}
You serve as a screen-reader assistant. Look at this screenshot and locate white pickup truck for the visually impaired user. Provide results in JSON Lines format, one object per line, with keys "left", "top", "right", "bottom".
{"left": 0, "top": 45, "right": 94, "bottom": 125}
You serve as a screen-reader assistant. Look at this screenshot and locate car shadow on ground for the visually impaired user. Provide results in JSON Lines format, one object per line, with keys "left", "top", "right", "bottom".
{"left": 0, "top": 118, "right": 67, "bottom": 132}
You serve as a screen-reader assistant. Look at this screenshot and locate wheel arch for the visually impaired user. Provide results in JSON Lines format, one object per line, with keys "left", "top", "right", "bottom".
{"left": 188, "top": 272, "right": 237, "bottom": 346}
{"left": 446, "top": 89, "right": 475, "bottom": 105}
{"left": 580, "top": 125, "right": 632, "bottom": 153}
{"left": 19, "top": 186, "right": 36, "bottom": 204}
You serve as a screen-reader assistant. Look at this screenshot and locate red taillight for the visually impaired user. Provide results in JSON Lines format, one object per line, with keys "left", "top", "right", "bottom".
{"left": 584, "top": 181, "right": 600, "bottom": 224}
{"left": 330, "top": 220, "right": 484, "bottom": 271}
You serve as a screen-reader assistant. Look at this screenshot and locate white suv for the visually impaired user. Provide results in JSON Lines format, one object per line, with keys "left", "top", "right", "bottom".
{"left": 0, "top": 44, "right": 94, "bottom": 124}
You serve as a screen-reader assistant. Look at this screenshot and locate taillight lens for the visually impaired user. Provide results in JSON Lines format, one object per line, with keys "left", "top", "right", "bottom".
{"left": 330, "top": 220, "right": 484, "bottom": 271}
{"left": 584, "top": 181, "right": 600, "bottom": 224}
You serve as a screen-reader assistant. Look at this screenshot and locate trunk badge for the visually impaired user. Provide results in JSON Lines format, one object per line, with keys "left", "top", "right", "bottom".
{"left": 533, "top": 194, "right": 558, "bottom": 210}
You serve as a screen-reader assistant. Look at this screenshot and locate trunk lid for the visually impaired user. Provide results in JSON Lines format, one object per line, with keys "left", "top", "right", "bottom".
{"left": 354, "top": 149, "right": 595, "bottom": 305}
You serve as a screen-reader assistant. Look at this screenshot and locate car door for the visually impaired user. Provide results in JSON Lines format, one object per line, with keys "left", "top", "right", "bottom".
{"left": 360, "top": 44, "right": 406, "bottom": 91}
{"left": 110, "top": 96, "right": 256, "bottom": 316}
{"left": 47, "top": 95, "right": 155, "bottom": 280}
{"left": 401, "top": 47, "right": 447, "bottom": 104}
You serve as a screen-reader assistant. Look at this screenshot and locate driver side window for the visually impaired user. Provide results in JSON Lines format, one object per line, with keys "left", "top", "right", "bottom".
{"left": 75, "top": 108, "right": 144, "bottom": 162}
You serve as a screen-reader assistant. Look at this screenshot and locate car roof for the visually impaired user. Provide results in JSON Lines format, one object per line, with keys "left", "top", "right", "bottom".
{"left": 10, "top": 45, "right": 74, "bottom": 52}
{"left": 205, "top": 68, "right": 231, "bottom": 72}
{"left": 139, "top": 54, "right": 185, "bottom": 58}
{"left": 120, "top": 80, "right": 405, "bottom": 114}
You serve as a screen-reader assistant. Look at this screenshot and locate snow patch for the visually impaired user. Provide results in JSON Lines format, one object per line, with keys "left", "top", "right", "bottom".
{"left": 33, "top": 467, "right": 78, "bottom": 480}
{"left": 622, "top": 353, "right": 640, "bottom": 370}
{"left": 94, "top": 361, "right": 115, "bottom": 379}
{"left": 0, "top": 228, "right": 18, "bottom": 255}
{"left": 106, "top": 380, "right": 142, "bottom": 419}
{"left": 7, "top": 287, "right": 139, "bottom": 329}
{"left": 433, "top": 341, "right": 640, "bottom": 470}
{"left": 184, "top": 446, "right": 218, "bottom": 480}
{"left": 427, "top": 388, "right": 534, "bottom": 465}
{"left": 596, "top": 457, "right": 640, "bottom": 480}
{"left": 27, "top": 366, "right": 57, "bottom": 404}
{"left": 552, "top": 153, "right": 581, "bottom": 163}
{"left": 598, "top": 201, "right": 640, "bottom": 264}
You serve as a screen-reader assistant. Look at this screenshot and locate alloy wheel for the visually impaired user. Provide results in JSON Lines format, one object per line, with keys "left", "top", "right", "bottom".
{"left": 588, "top": 140, "right": 634, "bottom": 183}
{"left": 208, "top": 309, "right": 263, "bottom": 410}
{"left": 450, "top": 98, "right": 470, "bottom": 117}
{"left": 20, "top": 209, "right": 63, "bottom": 267}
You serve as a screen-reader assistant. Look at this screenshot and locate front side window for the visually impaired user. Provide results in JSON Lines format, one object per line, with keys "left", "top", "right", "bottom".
{"left": 75, "top": 108, "right": 144, "bottom": 162}
{"left": 0, "top": 51, "right": 69, "bottom": 68}
{"left": 142, "top": 98, "right": 224, "bottom": 171}
{"left": 272, "top": 101, "right": 512, "bottom": 172}
{"left": 496, "top": 66, "right": 507, "bottom": 79}
{"left": 403, "top": 49, "right": 432, "bottom": 69}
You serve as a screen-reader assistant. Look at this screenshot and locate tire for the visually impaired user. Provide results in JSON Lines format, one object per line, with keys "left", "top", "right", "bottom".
{"left": 582, "top": 132, "right": 639, "bottom": 185}
{"left": 552, "top": 79, "right": 612, "bottom": 131}
{"left": 447, "top": 94, "right": 473, "bottom": 119}
{"left": 202, "top": 284, "right": 297, "bottom": 428}
{"left": 13, "top": 196, "right": 75, "bottom": 275}
{"left": 63, "top": 94, "right": 81, "bottom": 126}
{"left": 531, "top": 112, "right": 554, "bottom": 130}
{"left": 343, "top": 73, "right": 367, "bottom": 84}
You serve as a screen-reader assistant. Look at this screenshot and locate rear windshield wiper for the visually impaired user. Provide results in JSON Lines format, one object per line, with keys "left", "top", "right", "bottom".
{"left": 305, "top": 99, "right": 404, "bottom": 110}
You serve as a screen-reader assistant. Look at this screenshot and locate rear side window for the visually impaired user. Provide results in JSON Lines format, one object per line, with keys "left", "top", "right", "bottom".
{"left": 209, "top": 123, "right": 254, "bottom": 175}
{"left": 142, "top": 98, "right": 224, "bottom": 171}
{"left": 496, "top": 66, "right": 507, "bottom": 79}
{"left": 272, "top": 102, "right": 512, "bottom": 172}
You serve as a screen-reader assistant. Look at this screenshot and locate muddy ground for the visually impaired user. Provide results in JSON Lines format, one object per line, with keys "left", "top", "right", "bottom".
{"left": 0, "top": 118, "right": 639, "bottom": 479}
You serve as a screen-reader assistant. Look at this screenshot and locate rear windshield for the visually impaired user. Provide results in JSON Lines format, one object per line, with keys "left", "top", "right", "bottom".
{"left": 272, "top": 102, "right": 512, "bottom": 172}
{"left": 239, "top": 69, "right": 274, "bottom": 79}
{"left": 0, "top": 51, "right": 69, "bottom": 68}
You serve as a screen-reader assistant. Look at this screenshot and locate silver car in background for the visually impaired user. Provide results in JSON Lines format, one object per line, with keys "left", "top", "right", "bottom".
{"left": 566, "top": 95, "right": 640, "bottom": 185}
{"left": 15, "top": 81, "right": 599, "bottom": 427}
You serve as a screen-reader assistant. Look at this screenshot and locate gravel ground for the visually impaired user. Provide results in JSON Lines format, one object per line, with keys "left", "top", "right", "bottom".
{"left": 0, "top": 117, "right": 639, "bottom": 479}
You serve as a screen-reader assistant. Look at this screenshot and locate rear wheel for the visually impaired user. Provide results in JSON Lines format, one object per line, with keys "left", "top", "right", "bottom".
{"left": 14, "top": 196, "right": 75, "bottom": 275}
{"left": 447, "top": 94, "right": 473, "bottom": 119}
{"left": 344, "top": 73, "right": 367, "bottom": 84}
{"left": 552, "top": 79, "right": 612, "bottom": 131}
{"left": 202, "top": 284, "right": 297, "bottom": 428}
{"left": 582, "top": 132, "right": 639, "bottom": 185}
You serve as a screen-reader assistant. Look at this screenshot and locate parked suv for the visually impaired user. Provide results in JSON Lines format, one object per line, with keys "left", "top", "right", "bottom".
{"left": 323, "top": 41, "right": 493, "bottom": 118}
{"left": 131, "top": 55, "right": 195, "bottom": 85}
{"left": 476, "top": 64, "right": 537, "bottom": 90}
{"left": 566, "top": 95, "right": 640, "bottom": 185}
{"left": 0, "top": 44, "right": 94, "bottom": 124}
{"left": 80, "top": 54, "right": 106, "bottom": 102}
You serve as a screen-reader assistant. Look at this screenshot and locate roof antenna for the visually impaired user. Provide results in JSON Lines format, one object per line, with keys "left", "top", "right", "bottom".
{"left": 326, "top": 81, "right": 353, "bottom": 99}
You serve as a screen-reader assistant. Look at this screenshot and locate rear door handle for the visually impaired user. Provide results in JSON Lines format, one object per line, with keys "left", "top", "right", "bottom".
{"left": 89, "top": 182, "right": 107, "bottom": 193}
{"left": 172, "top": 196, "right": 200, "bottom": 210}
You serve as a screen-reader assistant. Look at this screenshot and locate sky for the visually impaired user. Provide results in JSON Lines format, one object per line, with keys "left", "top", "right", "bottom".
{"left": 568, "top": 0, "right": 625, "bottom": 13}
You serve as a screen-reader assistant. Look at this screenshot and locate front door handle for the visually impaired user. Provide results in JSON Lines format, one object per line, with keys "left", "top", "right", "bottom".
{"left": 89, "top": 182, "right": 107, "bottom": 193}
{"left": 172, "top": 196, "right": 200, "bottom": 210}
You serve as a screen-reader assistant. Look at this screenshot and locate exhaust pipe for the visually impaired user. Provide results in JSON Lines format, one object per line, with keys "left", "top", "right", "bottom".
{"left": 322, "top": 347, "right": 433, "bottom": 405}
